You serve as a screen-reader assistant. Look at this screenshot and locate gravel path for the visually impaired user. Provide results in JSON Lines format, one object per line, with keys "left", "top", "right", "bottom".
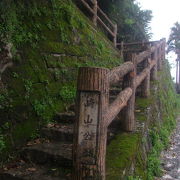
{"left": 158, "top": 116, "right": 180, "bottom": 180}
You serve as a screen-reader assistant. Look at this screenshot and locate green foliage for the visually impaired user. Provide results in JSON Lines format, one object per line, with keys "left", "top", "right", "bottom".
{"left": 0, "top": 135, "right": 6, "bottom": 152}
{"left": 24, "top": 79, "right": 33, "bottom": 99}
{"left": 98, "top": 0, "right": 152, "bottom": 42}
{"left": 106, "top": 133, "right": 140, "bottom": 180}
{"left": 0, "top": 91, "right": 12, "bottom": 110}
{"left": 126, "top": 176, "right": 142, "bottom": 180}
{"left": 59, "top": 84, "right": 76, "bottom": 103}
{"left": 0, "top": 0, "right": 119, "bottom": 164}
{"left": 147, "top": 60, "right": 179, "bottom": 179}
{"left": 167, "top": 22, "right": 180, "bottom": 53}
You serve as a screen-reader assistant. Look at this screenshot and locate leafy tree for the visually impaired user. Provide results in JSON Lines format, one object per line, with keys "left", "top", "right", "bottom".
{"left": 98, "top": 0, "right": 152, "bottom": 42}
{"left": 167, "top": 22, "right": 180, "bottom": 54}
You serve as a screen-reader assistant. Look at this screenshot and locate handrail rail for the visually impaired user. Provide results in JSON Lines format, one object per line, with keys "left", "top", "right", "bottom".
{"left": 73, "top": 38, "right": 166, "bottom": 180}
{"left": 79, "top": 0, "right": 117, "bottom": 46}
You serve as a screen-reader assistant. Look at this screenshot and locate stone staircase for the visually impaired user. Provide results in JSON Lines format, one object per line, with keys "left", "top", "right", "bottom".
{"left": 0, "top": 109, "right": 76, "bottom": 180}
{"left": 0, "top": 88, "right": 122, "bottom": 180}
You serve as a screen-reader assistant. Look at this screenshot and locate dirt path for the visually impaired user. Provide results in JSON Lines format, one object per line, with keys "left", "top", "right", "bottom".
{"left": 159, "top": 116, "right": 180, "bottom": 180}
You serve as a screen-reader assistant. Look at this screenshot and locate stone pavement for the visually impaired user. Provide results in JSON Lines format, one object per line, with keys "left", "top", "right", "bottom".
{"left": 159, "top": 116, "right": 180, "bottom": 180}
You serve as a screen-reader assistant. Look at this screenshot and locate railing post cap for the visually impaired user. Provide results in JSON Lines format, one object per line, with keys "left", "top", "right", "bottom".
{"left": 78, "top": 66, "right": 110, "bottom": 92}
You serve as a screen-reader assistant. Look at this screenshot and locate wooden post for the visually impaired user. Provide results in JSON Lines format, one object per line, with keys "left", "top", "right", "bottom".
{"left": 113, "top": 24, "right": 117, "bottom": 47}
{"left": 122, "top": 53, "right": 136, "bottom": 131}
{"left": 92, "top": 0, "right": 98, "bottom": 26}
{"left": 157, "top": 47, "right": 162, "bottom": 71}
{"left": 162, "top": 39, "right": 166, "bottom": 61}
{"left": 176, "top": 59, "right": 179, "bottom": 85}
{"left": 73, "top": 67, "right": 110, "bottom": 180}
{"left": 179, "top": 57, "right": 180, "bottom": 90}
{"left": 120, "top": 41, "right": 124, "bottom": 59}
{"left": 141, "top": 58, "right": 150, "bottom": 97}
{"left": 150, "top": 49, "right": 157, "bottom": 81}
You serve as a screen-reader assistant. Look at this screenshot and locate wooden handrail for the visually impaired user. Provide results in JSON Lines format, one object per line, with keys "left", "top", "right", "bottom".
{"left": 135, "top": 60, "right": 156, "bottom": 88}
{"left": 109, "top": 62, "right": 134, "bottom": 85}
{"left": 79, "top": 0, "right": 117, "bottom": 46}
{"left": 105, "top": 87, "right": 133, "bottom": 127}
{"left": 73, "top": 39, "right": 166, "bottom": 180}
{"left": 97, "top": 16, "right": 115, "bottom": 37}
{"left": 116, "top": 40, "right": 159, "bottom": 46}
{"left": 97, "top": 6, "right": 115, "bottom": 28}
{"left": 80, "top": 0, "right": 94, "bottom": 14}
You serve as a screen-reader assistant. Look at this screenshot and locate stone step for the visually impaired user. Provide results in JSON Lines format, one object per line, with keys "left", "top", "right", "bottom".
{"left": 41, "top": 124, "right": 73, "bottom": 142}
{"left": 0, "top": 161, "right": 71, "bottom": 180}
{"left": 22, "top": 143, "right": 72, "bottom": 167}
{"left": 54, "top": 112, "right": 75, "bottom": 124}
{"left": 67, "top": 104, "right": 75, "bottom": 112}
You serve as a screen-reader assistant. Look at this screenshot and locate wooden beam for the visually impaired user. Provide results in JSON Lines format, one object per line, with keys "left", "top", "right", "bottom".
{"left": 116, "top": 40, "right": 159, "bottom": 46}
{"left": 92, "top": 0, "right": 97, "bottom": 25}
{"left": 122, "top": 53, "right": 137, "bottom": 132}
{"left": 109, "top": 62, "right": 134, "bottom": 86}
{"left": 141, "top": 58, "right": 151, "bottom": 97}
{"left": 105, "top": 87, "right": 132, "bottom": 127}
{"left": 136, "top": 50, "right": 151, "bottom": 64}
{"left": 135, "top": 60, "right": 156, "bottom": 88}
{"left": 150, "top": 48, "right": 158, "bottom": 81}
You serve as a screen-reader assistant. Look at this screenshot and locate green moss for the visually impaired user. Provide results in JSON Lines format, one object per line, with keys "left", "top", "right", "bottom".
{"left": 146, "top": 60, "right": 179, "bottom": 179}
{"left": 0, "top": 0, "right": 122, "bottom": 162}
{"left": 106, "top": 133, "right": 140, "bottom": 180}
{"left": 136, "top": 97, "right": 152, "bottom": 110}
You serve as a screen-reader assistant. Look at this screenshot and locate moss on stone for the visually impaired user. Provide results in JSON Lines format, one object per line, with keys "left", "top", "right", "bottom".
{"left": 106, "top": 133, "right": 140, "bottom": 179}
{"left": 0, "top": 0, "right": 122, "bottom": 162}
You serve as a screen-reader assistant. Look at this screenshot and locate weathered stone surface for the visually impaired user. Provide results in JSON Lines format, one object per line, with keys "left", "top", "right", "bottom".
{"left": 0, "top": 162, "right": 69, "bottom": 180}
{"left": 54, "top": 112, "right": 75, "bottom": 124}
{"left": 160, "top": 117, "right": 180, "bottom": 179}
{"left": 22, "top": 143, "right": 72, "bottom": 167}
{"left": 41, "top": 124, "right": 73, "bottom": 142}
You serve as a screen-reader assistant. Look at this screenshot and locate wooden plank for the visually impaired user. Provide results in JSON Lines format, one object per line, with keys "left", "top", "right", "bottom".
{"left": 109, "top": 62, "right": 134, "bottom": 86}
{"left": 105, "top": 87, "right": 132, "bottom": 126}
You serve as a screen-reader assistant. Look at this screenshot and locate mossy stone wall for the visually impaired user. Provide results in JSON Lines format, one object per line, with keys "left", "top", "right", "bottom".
{"left": 0, "top": 0, "right": 121, "bottom": 162}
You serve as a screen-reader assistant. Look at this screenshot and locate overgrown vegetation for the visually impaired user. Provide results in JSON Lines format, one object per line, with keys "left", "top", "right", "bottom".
{"left": 98, "top": 0, "right": 152, "bottom": 42}
{"left": 106, "top": 60, "right": 180, "bottom": 179}
{"left": 146, "top": 61, "right": 179, "bottom": 179}
{"left": 0, "top": 0, "right": 121, "bottom": 162}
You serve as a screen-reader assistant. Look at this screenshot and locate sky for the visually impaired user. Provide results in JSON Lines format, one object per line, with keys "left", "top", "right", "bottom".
{"left": 136, "top": 0, "right": 180, "bottom": 80}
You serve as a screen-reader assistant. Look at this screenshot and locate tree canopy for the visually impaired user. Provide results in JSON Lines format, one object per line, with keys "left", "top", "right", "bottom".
{"left": 167, "top": 22, "right": 180, "bottom": 54}
{"left": 98, "top": 0, "right": 152, "bottom": 42}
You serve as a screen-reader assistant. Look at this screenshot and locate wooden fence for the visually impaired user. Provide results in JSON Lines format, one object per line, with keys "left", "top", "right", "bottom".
{"left": 72, "top": 38, "right": 166, "bottom": 179}
{"left": 79, "top": 0, "right": 117, "bottom": 46}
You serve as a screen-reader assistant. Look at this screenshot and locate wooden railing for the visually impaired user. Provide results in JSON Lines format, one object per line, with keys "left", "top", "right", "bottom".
{"left": 79, "top": 0, "right": 117, "bottom": 46}
{"left": 73, "top": 38, "right": 166, "bottom": 180}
